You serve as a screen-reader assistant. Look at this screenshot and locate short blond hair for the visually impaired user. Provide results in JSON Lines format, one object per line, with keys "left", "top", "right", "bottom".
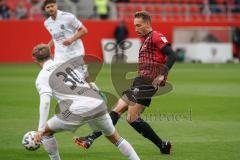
{"left": 32, "top": 44, "right": 51, "bottom": 62}
{"left": 134, "top": 11, "right": 151, "bottom": 23}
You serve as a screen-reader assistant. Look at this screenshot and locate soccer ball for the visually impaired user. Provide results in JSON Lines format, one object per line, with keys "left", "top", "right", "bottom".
{"left": 22, "top": 131, "right": 41, "bottom": 151}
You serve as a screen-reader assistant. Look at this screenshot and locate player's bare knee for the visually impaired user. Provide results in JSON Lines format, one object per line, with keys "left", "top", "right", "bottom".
{"left": 126, "top": 117, "right": 133, "bottom": 124}
{"left": 112, "top": 100, "right": 128, "bottom": 114}
{"left": 126, "top": 114, "right": 139, "bottom": 124}
{"left": 112, "top": 108, "right": 122, "bottom": 115}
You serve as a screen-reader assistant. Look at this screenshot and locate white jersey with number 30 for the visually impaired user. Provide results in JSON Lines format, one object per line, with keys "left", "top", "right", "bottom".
{"left": 35, "top": 60, "right": 104, "bottom": 117}
{"left": 44, "top": 10, "right": 85, "bottom": 63}
{"left": 35, "top": 60, "right": 105, "bottom": 131}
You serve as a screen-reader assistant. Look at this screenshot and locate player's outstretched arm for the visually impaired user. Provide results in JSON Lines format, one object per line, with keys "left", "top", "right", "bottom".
{"left": 38, "top": 94, "right": 51, "bottom": 132}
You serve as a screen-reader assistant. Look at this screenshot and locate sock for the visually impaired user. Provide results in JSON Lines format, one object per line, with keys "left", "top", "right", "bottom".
{"left": 88, "top": 111, "right": 120, "bottom": 140}
{"left": 109, "top": 111, "right": 120, "bottom": 125}
{"left": 42, "top": 136, "right": 61, "bottom": 160}
{"left": 130, "top": 118, "right": 163, "bottom": 149}
{"left": 116, "top": 137, "right": 140, "bottom": 160}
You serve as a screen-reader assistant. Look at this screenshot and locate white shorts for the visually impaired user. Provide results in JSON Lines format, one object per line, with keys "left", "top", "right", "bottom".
{"left": 47, "top": 113, "right": 115, "bottom": 136}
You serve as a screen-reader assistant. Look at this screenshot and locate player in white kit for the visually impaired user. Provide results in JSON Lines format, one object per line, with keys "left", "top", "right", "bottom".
{"left": 43, "top": 0, "right": 87, "bottom": 64}
{"left": 32, "top": 44, "right": 140, "bottom": 160}
{"left": 43, "top": 0, "right": 99, "bottom": 101}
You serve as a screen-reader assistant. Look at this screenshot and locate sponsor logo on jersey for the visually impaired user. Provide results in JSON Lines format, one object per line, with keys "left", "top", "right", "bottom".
{"left": 53, "top": 32, "right": 65, "bottom": 41}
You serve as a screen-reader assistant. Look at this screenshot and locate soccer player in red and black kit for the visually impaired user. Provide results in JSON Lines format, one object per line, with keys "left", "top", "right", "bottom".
{"left": 74, "top": 11, "right": 177, "bottom": 155}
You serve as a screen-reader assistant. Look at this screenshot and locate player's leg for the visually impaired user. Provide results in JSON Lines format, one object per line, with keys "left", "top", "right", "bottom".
{"left": 127, "top": 102, "right": 171, "bottom": 154}
{"left": 40, "top": 122, "right": 61, "bottom": 160}
{"left": 89, "top": 113, "right": 140, "bottom": 160}
{"left": 40, "top": 115, "right": 81, "bottom": 160}
{"left": 106, "top": 131, "right": 140, "bottom": 160}
{"left": 123, "top": 76, "right": 171, "bottom": 154}
{"left": 92, "top": 98, "right": 129, "bottom": 136}
{"left": 74, "top": 98, "right": 129, "bottom": 148}
{"left": 85, "top": 99, "right": 127, "bottom": 138}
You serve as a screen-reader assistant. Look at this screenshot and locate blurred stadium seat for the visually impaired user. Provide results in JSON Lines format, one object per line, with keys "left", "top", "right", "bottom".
{"left": 0, "top": 0, "right": 240, "bottom": 22}
{"left": 116, "top": 1, "right": 240, "bottom": 22}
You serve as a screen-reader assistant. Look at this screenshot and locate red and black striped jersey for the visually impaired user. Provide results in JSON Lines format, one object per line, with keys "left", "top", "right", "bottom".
{"left": 138, "top": 30, "right": 170, "bottom": 80}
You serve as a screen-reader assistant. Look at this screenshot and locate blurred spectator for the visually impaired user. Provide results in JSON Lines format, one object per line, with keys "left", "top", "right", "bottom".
{"left": 114, "top": 21, "right": 128, "bottom": 46}
{"left": 29, "top": 0, "right": 43, "bottom": 20}
{"left": 232, "top": 0, "right": 240, "bottom": 13}
{"left": 203, "top": 33, "right": 220, "bottom": 42}
{"left": 94, "top": 0, "right": 110, "bottom": 19}
{"left": 209, "top": 0, "right": 222, "bottom": 13}
{"left": 30, "top": 0, "right": 40, "bottom": 5}
{"left": 0, "top": 0, "right": 11, "bottom": 19}
{"left": 223, "top": 0, "right": 229, "bottom": 14}
{"left": 232, "top": 27, "right": 240, "bottom": 60}
{"left": 113, "top": 20, "right": 129, "bottom": 63}
{"left": 16, "top": 0, "right": 28, "bottom": 19}
{"left": 201, "top": 0, "right": 211, "bottom": 16}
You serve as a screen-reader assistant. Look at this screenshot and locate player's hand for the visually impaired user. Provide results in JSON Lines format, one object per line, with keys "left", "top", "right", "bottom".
{"left": 34, "top": 131, "right": 43, "bottom": 143}
{"left": 63, "top": 37, "right": 74, "bottom": 46}
{"left": 152, "top": 75, "right": 165, "bottom": 88}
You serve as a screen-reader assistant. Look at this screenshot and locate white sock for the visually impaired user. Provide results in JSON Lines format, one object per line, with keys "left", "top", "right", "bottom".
{"left": 116, "top": 137, "right": 140, "bottom": 160}
{"left": 42, "top": 136, "right": 61, "bottom": 160}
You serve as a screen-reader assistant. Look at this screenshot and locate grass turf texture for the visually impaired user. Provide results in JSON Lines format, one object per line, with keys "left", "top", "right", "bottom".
{"left": 0, "top": 63, "right": 239, "bottom": 160}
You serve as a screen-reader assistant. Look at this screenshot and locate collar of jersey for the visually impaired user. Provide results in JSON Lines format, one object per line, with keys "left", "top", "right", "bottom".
{"left": 51, "top": 10, "right": 62, "bottom": 21}
{"left": 43, "top": 59, "right": 53, "bottom": 68}
{"left": 143, "top": 30, "right": 153, "bottom": 39}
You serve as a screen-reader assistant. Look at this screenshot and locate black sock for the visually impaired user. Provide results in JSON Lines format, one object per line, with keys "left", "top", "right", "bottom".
{"left": 130, "top": 118, "right": 163, "bottom": 149}
{"left": 109, "top": 110, "right": 120, "bottom": 125}
{"left": 88, "top": 131, "right": 102, "bottom": 140}
{"left": 88, "top": 111, "right": 120, "bottom": 140}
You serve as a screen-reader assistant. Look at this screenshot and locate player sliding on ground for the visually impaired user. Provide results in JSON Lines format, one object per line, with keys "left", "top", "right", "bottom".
{"left": 32, "top": 44, "right": 140, "bottom": 160}
{"left": 74, "top": 11, "right": 177, "bottom": 155}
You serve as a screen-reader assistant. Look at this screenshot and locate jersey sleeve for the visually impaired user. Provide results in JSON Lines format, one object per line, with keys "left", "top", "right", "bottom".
{"left": 35, "top": 73, "right": 53, "bottom": 132}
{"left": 35, "top": 76, "right": 53, "bottom": 97}
{"left": 153, "top": 32, "right": 170, "bottom": 50}
{"left": 69, "top": 14, "right": 82, "bottom": 30}
{"left": 38, "top": 94, "right": 51, "bottom": 132}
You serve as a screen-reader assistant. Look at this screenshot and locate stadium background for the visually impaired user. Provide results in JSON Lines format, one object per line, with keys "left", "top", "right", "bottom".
{"left": 0, "top": 0, "right": 240, "bottom": 160}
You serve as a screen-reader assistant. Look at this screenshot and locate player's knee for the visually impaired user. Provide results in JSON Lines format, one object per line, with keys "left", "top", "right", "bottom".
{"left": 126, "top": 115, "right": 139, "bottom": 124}
{"left": 126, "top": 117, "right": 132, "bottom": 124}
{"left": 126, "top": 111, "right": 141, "bottom": 124}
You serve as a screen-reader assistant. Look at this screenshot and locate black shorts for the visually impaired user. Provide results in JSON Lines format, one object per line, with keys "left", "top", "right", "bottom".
{"left": 122, "top": 77, "right": 157, "bottom": 107}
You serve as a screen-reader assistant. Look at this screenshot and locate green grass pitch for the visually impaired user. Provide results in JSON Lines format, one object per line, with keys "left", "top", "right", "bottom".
{"left": 0, "top": 63, "right": 240, "bottom": 160}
